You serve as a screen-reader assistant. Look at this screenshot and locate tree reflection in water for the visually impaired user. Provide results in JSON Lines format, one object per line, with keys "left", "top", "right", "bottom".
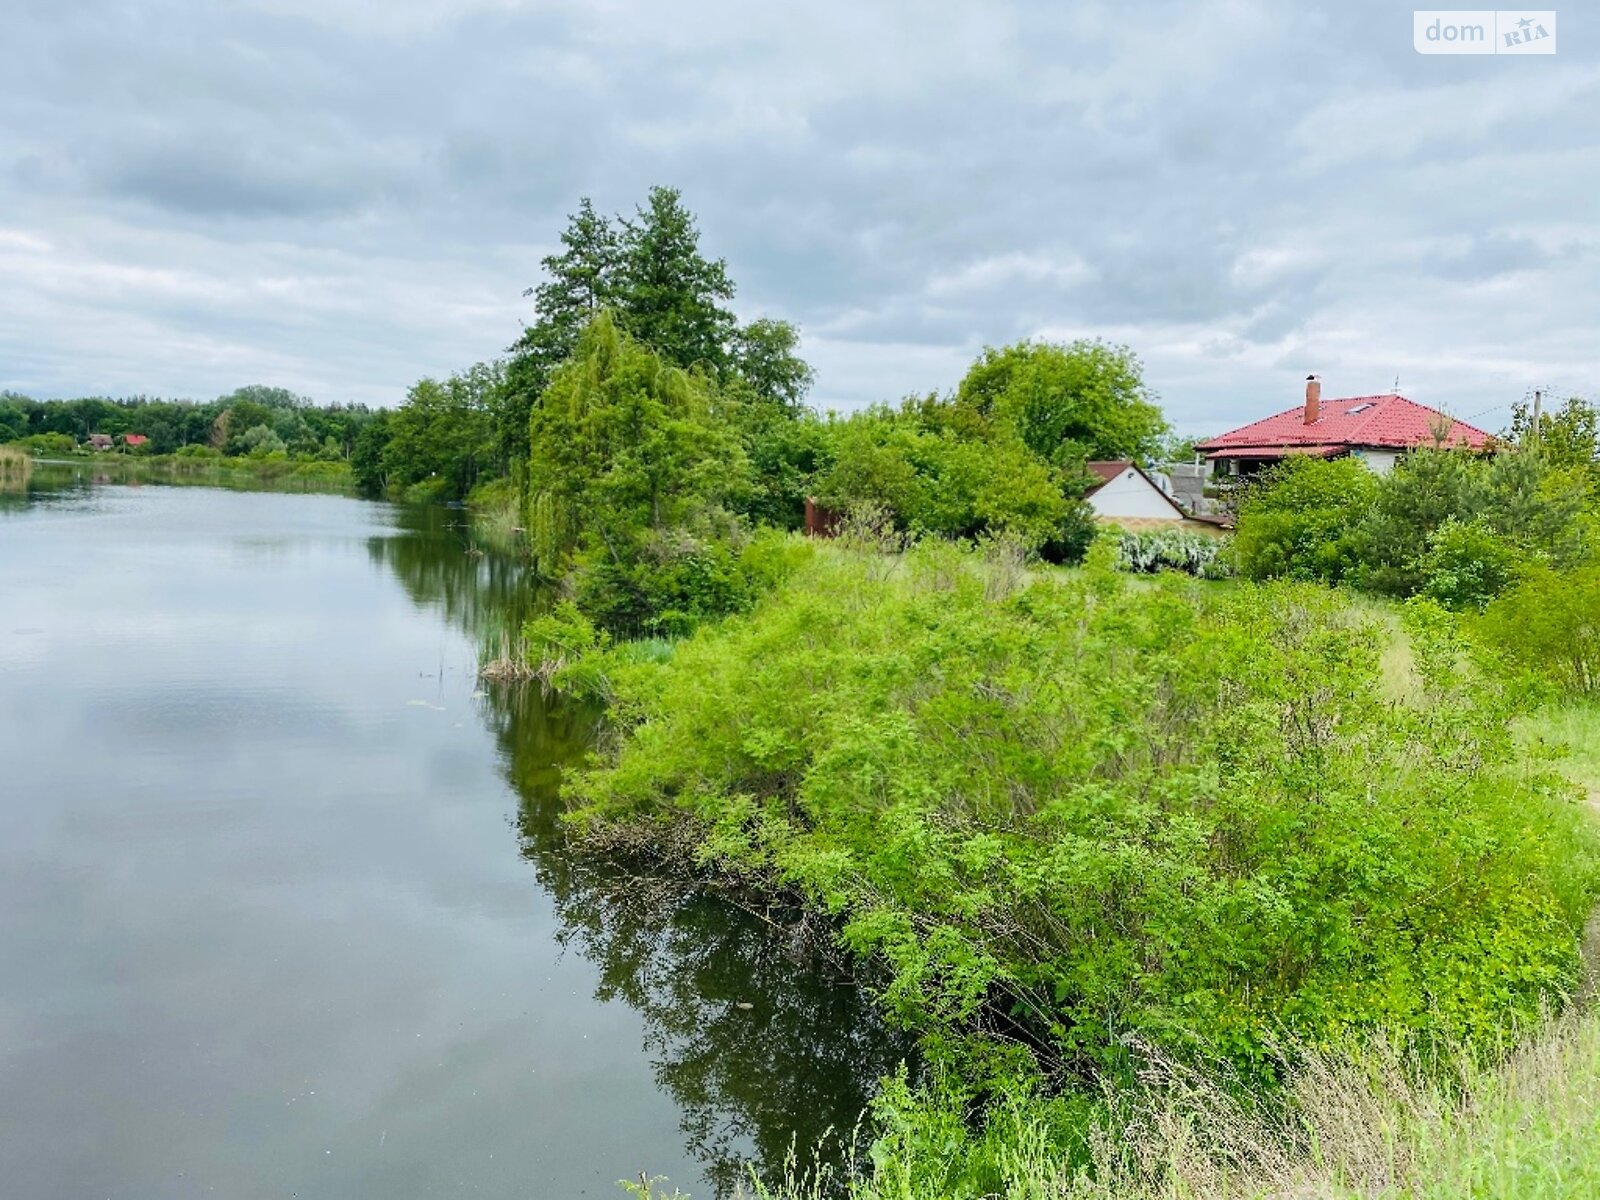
{"left": 371, "top": 506, "right": 917, "bottom": 1197}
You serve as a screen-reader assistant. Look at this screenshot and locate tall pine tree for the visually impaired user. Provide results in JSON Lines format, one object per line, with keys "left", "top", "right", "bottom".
{"left": 502, "top": 198, "right": 621, "bottom": 465}
{"left": 613, "top": 186, "right": 738, "bottom": 377}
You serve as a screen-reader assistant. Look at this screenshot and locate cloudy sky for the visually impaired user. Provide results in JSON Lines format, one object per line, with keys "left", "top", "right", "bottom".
{"left": 1, "top": 0, "right": 1594, "bottom": 435}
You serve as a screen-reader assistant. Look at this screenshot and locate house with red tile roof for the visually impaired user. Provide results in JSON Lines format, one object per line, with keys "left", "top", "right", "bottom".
{"left": 1196, "top": 376, "right": 1491, "bottom": 477}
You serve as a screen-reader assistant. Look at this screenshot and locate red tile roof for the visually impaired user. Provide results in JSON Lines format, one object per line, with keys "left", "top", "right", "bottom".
{"left": 123, "top": 434, "right": 150, "bottom": 446}
{"left": 1196, "top": 394, "right": 1490, "bottom": 457}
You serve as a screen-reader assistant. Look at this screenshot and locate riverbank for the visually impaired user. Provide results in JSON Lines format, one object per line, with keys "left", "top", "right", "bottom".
{"left": 522, "top": 535, "right": 1600, "bottom": 1198}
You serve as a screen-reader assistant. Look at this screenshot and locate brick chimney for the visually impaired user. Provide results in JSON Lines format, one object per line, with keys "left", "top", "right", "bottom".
{"left": 1304, "top": 374, "right": 1321, "bottom": 425}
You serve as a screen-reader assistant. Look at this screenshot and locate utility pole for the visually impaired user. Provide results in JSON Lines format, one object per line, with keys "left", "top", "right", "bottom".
{"left": 1532, "top": 388, "right": 1543, "bottom": 451}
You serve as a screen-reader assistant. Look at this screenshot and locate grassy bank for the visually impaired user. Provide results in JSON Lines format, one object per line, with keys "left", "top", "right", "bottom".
{"left": 527, "top": 535, "right": 1600, "bottom": 1197}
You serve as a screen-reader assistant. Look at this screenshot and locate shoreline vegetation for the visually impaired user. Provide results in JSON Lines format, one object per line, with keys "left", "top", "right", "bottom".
{"left": 29, "top": 450, "right": 356, "bottom": 492}
{"left": 539, "top": 537, "right": 1600, "bottom": 1200}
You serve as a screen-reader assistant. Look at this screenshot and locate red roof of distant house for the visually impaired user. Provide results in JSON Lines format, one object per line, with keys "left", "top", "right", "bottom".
{"left": 123, "top": 434, "right": 150, "bottom": 446}
{"left": 1195, "top": 393, "right": 1490, "bottom": 457}
{"left": 1083, "top": 460, "right": 1133, "bottom": 491}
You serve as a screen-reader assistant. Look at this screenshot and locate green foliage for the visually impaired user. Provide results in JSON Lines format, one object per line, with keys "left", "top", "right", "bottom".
{"left": 1418, "top": 518, "right": 1525, "bottom": 610}
{"left": 381, "top": 362, "right": 503, "bottom": 500}
{"left": 561, "top": 547, "right": 1600, "bottom": 1088}
{"left": 504, "top": 187, "right": 817, "bottom": 510}
{"left": 733, "top": 318, "right": 816, "bottom": 411}
{"left": 503, "top": 197, "right": 622, "bottom": 465}
{"left": 1478, "top": 566, "right": 1600, "bottom": 697}
{"left": 951, "top": 339, "right": 1169, "bottom": 466}
{"left": 813, "top": 410, "right": 1078, "bottom": 553}
{"left": 19, "top": 431, "right": 77, "bottom": 456}
{"left": 525, "top": 314, "right": 776, "bottom": 634}
{"left": 350, "top": 411, "right": 391, "bottom": 495}
{"left": 0, "top": 397, "right": 27, "bottom": 442}
{"left": 1510, "top": 394, "right": 1600, "bottom": 472}
{"left": 234, "top": 423, "right": 287, "bottom": 458}
{"left": 730, "top": 404, "right": 831, "bottom": 530}
{"left": 1113, "top": 528, "right": 1233, "bottom": 579}
{"left": 0, "top": 389, "right": 376, "bottom": 463}
{"left": 1236, "top": 449, "right": 1594, "bottom": 602}
{"left": 1359, "top": 449, "right": 1589, "bottom": 595}
{"left": 1234, "top": 456, "right": 1378, "bottom": 583}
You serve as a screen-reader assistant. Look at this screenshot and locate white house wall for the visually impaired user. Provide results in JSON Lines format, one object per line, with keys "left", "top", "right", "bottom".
{"left": 1351, "top": 448, "right": 1399, "bottom": 475}
{"left": 1087, "top": 469, "right": 1182, "bottom": 519}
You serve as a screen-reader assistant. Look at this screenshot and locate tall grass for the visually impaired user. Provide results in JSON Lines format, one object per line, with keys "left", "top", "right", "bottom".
{"left": 0, "top": 443, "right": 31, "bottom": 490}
{"left": 624, "top": 1004, "right": 1598, "bottom": 1200}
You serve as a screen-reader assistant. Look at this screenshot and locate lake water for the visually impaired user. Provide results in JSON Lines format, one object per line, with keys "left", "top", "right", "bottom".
{"left": 0, "top": 470, "right": 911, "bottom": 1199}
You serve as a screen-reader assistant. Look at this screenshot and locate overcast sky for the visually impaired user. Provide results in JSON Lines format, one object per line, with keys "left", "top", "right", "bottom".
{"left": 1, "top": 0, "right": 1594, "bottom": 435}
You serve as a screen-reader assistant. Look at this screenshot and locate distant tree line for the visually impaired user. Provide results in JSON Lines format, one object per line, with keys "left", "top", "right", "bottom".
{"left": 0, "top": 384, "right": 377, "bottom": 463}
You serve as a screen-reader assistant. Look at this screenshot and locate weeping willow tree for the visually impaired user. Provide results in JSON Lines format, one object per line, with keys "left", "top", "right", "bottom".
{"left": 525, "top": 312, "right": 752, "bottom": 593}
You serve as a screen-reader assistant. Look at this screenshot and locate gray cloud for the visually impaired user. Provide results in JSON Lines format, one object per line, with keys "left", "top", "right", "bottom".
{"left": 0, "top": 0, "right": 1595, "bottom": 432}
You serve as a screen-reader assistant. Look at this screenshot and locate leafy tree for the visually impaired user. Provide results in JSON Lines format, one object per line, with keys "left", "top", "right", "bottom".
{"left": 351, "top": 411, "right": 393, "bottom": 496}
{"left": 951, "top": 339, "right": 1169, "bottom": 465}
{"left": 382, "top": 362, "right": 502, "bottom": 499}
{"left": 527, "top": 313, "right": 753, "bottom": 631}
{"left": 222, "top": 399, "right": 277, "bottom": 454}
{"left": 0, "top": 398, "right": 26, "bottom": 442}
{"left": 235, "top": 424, "right": 287, "bottom": 457}
{"left": 1509, "top": 394, "right": 1599, "bottom": 470}
{"left": 732, "top": 318, "right": 814, "bottom": 411}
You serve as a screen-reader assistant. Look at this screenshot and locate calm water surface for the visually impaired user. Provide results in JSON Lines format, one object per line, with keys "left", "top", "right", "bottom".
{"left": 0, "top": 471, "right": 909, "bottom": 1199}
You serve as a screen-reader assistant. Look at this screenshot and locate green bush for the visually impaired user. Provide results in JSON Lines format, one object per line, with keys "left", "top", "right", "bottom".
{"left": 1479, "top": 566, "right": 1600, "bottom": 696}
{"left": 1417, "top": 517, "right": 1525, "bottom": 609}
{"left": 1233, "top": 457, "right": 1377, "bottom": 583}
{"left": 573, "top": 532, "right": 761, "bottom": 639}
{"left": 20, "top": 432, "right": 78, "bottom": 456}
{"left": 561, "top": 545, "right": 1600, "bottom": 1085}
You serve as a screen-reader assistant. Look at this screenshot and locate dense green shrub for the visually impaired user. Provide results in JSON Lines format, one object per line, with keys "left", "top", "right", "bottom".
{"left": 812, "top": 410, "right": 1097, "bottom": 558}
{"left": 561, "top": 545, "right": 1600, "bottom": 1087}
{"left": 1479, "top": 566, "right": 1600, "bottom": 696}
{"left": 1236, "top": 449, "right": 1594, "bottom": 603}
{"left": 1234, "top": 457, "right": 1377, "bottom": 583}
{"left": 1360, "top": 450, "right": 1590, "bottom": 596}
{"left": 19, "top": 432, "right": 78, "bottom": 456}
{"left": 1418, "top": 518, "right": 1525, "bottom": 609}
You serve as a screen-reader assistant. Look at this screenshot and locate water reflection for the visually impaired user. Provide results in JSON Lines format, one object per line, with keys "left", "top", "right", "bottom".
{"left": 369, "top": 511, "right": 917, "bottom": 1196}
